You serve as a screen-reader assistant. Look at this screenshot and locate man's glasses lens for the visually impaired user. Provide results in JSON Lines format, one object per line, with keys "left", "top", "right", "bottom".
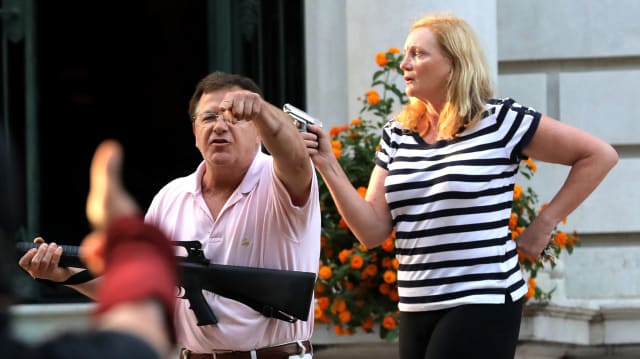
{"left": 193, "top": 111, "right": 246, "bottom": 127}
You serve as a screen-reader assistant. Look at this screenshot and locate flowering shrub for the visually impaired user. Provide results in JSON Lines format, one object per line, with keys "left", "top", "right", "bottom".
{"left": 313, "top": 48, "right": 579, "bottom": 341}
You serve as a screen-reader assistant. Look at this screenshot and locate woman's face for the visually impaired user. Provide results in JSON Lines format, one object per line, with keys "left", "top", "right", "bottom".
{"left": 400, "top": 27, "right": 452, "bottom": 105}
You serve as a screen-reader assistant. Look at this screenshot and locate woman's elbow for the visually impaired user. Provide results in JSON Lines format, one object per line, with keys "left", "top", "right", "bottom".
{"left": 602, "top": 142, "right": 619, "bottom": 172}
{"left": 356, "top": 228, "right": 393, "bottom": 249}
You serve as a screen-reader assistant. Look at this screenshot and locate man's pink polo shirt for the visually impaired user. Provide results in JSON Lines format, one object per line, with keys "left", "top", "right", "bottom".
{"left": 145, "top": 151, "right": 321, "bottom": 352}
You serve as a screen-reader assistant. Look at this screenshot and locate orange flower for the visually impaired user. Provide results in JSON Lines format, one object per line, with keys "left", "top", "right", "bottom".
{"left": 350, "top": 255, "right": 364, "bottom": 269}
{"left": 329, "top": 126, "right": 342, "bottom": 137}
{"left": 513, "top": 184, "right": 522, "bottom": 200}
{"left": 381, "top": 237, "right": 394, "bottom": 252}
{"left": 364, "top": 264, "right": 378, "bottom": 277}
{"left": 525, "top": 157, "right": 537, "bottom": 172}
{"left": 392, "top": 258, "right": 399, "bottom": 270}
{"left": 315, "top": 282, "right": 326, "bottom": 294}
{"left": 356, "top": 186, "right": 367, "bottom": 198}
{"left": 554, "top": 231, "right": 568, "bottom": 247}
{"left": 333, "top": 324, "right": 344, "bottom": 336}
{"left": 358, "top": 243, "right": 368, "bottom": 252}
{"left": 338, "top": 217, "right": 348, "bottom": 229}
{"left": 339, "top": 310, "right": 352, "bottom": 323}
{"left": 331, "top": 140, "right": 343, "bottom": 158}
{"left": 568, "top": 232, "right": 579, "bottom": 246}
{"left": 378, "top": 283, "right": 391, "bottom": 295}
{"left": 525, "top": 277, "right": 536, "bottom": 299}
{"left": 314, "top": 306, "right": 323, "bottom": 319}
{"left": 338, "top": 249, "right": 352, "bottom": 264}
{"left": 331, "top": 298, "right": 347, "bottom": 313}
{"left": 361, "top": 316, "right": 374, "bottom": 331}
{"left": 517, "top": 248, "right": 533, "bottom": 264}
{"left": 350, "top": 118, "right": 362, "bottom": 126}
{"left": 318, "top": 265, "right": 332, "bottom": 280}
{"left": 366, "top": 90, "right": 380, "bottom": 105}
{"left": 382, "top": 316, "right": 396, "bottom": 330}
{"left": 388, "top": 47, "right": 400, "bottom": 54}
{"left": 383, "top": 270, "right": 397, "bottom": 284}
{"left": 375, "top": 52, "right": 389, "bottom": 67}
{"left": 509, "top": 212, "right": 518, "bottom": 230}
{"left": 320, "top": 313, "right": 331, "bottom": 323}
{"left": 316, "top": 296, "right": 330, "bottom": 311}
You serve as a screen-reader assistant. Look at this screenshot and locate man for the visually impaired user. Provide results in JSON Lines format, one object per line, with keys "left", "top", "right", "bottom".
{"left": 19, "top": 72, "right": 321, "bottom": 358}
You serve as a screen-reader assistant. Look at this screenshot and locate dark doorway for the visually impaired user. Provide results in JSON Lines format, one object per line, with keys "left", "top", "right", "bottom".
{"left": 2, "top": 0, "right": 305, "bottom": 303}
{"left": 35, "top": 1, "right": 209, "bottom": 246}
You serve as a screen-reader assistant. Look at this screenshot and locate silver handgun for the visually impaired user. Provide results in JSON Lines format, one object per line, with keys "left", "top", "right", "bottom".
{"left": 283, "top": 103, "right": 323, "bottom": 132}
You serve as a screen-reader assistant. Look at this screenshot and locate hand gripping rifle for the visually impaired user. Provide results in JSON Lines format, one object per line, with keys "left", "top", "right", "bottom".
{"left": 16, "top": 240, "right": 317, "bottom": 326}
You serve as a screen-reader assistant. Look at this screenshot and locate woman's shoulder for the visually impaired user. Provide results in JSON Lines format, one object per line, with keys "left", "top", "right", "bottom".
{"left": 383, "top": 118, "right": 414, "bottom": 135}
{"left": 487, "top": 97, "right": 516, "bottom": 110}
{"left": 487, "top": 97, "right": 539, "bottom": 115}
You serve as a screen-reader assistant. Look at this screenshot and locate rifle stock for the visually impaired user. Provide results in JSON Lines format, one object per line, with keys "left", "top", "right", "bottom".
{"left": 16, "top": 241, "right": 316, "bottom": 326}
{"left": 180, "top": 262, "right": 316, "bottom": 323}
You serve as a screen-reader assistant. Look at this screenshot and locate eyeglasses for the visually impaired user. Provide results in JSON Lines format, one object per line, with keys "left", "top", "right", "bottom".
{"left": 191, "top": 111, "right": 248, "bottom": 128}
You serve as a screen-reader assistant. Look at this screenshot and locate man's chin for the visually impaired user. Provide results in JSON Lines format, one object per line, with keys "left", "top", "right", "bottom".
{"left": 209, "top": 156, "right": 232, "bottom": 166}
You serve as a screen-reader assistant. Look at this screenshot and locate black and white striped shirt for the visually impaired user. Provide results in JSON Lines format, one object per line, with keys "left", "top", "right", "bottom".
{"left": 375, "top": 98, "right": 540, "bottom": 311}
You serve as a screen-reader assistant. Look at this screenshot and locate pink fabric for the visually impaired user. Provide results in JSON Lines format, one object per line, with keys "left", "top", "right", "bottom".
{"left": 145, "top": 152, "right": 320, "bottom": 352}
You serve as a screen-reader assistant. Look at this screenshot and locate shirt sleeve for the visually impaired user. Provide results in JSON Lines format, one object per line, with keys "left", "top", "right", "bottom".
{"left": 375, "top": 121, "right": 395, "bottom": 170}
{"left": 497, "top": 98, "right": 541, "bottom": 162}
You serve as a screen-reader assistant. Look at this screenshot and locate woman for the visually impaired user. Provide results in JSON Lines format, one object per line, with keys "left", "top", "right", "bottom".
{"left": 303, "top": 13, "right": 618, "bottom": 359}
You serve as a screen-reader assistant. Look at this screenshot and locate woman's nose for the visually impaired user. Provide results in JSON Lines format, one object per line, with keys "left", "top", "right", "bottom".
{"left": 400, "top": 56, "right": 411, "bottom": 71}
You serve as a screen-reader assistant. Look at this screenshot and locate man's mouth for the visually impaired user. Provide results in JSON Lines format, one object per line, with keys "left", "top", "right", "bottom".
{"left": 210, "top": 139, "right": 230, "bottom": 145}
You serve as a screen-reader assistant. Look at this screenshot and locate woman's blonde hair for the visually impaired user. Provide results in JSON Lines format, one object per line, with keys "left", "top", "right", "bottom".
{"left": 397, "top": 13, "right": 493, "bottom": 139}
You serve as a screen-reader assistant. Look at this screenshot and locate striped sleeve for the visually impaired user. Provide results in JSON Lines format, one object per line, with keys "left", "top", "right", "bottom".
{"left": 499, "top": 98, "right": 541, "bottom": 162}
